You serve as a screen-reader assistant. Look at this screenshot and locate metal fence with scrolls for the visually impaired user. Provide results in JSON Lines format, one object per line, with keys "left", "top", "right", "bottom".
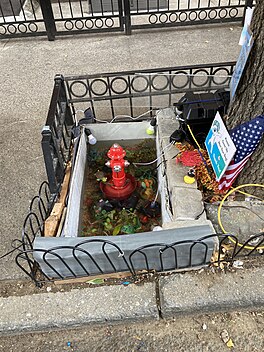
{"left": 16, "top": 180, "right": 264, "bottom": 285}
{"left": 0, "top": 0, "right": 253, "bottom": 40}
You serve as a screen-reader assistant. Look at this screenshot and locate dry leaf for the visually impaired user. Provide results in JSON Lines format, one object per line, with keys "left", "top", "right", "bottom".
{"left": 227, "top": 339, "right": 234, "bottom": 348}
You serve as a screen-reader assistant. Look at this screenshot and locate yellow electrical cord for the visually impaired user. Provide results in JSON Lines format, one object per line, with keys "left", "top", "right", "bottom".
{"left": 187, "top": 124, "right": 202, "bottom": 150}
{"left": 217, "top": 184, "right": 264, "bottom": 250}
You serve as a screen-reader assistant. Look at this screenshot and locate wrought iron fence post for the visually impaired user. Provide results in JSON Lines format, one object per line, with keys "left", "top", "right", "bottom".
{"left": 41, "top": 126, "right": 58, "bottom": 194}
{"left": 42, "top": 75, "right": 67, "bottom": 194}
{"left": 123, "top": 0, "right": 132, "bottom": 35}
{"left": 39, "top": 0, "right": 56, "bottom": 41}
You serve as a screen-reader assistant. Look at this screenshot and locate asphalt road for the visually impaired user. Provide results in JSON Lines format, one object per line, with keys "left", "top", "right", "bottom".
{"left": 1, "top": 310, "right": 263, "bottom": 352}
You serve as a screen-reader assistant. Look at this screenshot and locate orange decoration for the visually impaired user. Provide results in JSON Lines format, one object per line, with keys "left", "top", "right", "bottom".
{"left": 176, "top": 150, "right": 203, "bottom": 167}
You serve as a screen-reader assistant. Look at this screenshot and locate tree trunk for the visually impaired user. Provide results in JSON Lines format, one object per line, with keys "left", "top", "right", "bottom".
{"left": 227, "top": 0, "right": 264, "bottom": 196}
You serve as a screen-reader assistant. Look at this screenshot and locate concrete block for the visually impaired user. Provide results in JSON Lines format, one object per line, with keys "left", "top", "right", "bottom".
{"left": 165, "top": 159, "right": 198, "bottom": 190}
{"left": 157, "top": 109, "right": 179, "bottom": 139}
{"left": 0, "top": 282, "right": 158, "bottom": 334}
{"left": 206, "top": 201, "right": 264, "bottom": 242}
{"left": 171, "top": 187, "right": 205, "bottom": 221}
{"left": 159, "top": 267, "right": 264, "bottom": 318}
{"left": 162, "top": 219, "right": 215, "bottom": 234}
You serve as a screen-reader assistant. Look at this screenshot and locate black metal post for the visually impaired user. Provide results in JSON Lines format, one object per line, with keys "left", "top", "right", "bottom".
{"left": 117, "top": 0, "right": 124, "bottom": 30}
{"left": 123, "top": 0, "right": 132, "bottom": 35}
{"left": 39, "top": 0, "right": 56, "bottom": 41}
{"left": 42, "top": 75, "right": 68, "bottom": 194}
{"left": 41, "top": 127, "right": 58, "bottom": 194}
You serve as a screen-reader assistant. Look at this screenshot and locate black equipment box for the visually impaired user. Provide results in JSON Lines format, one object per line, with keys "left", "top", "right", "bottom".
{"left": 172, "top": 89, "right": 230, "bottom": 144}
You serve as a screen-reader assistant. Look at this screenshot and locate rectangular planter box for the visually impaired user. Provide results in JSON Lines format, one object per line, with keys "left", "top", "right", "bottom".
{"left": 34, "top": 121, "right": 217, "bottom": 279}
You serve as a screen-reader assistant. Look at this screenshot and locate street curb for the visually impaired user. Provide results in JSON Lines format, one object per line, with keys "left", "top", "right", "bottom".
{"left": 0, "top": 282, "right": 158, "bottom": 335}
{"left": 159, "top": 266, "right": 264, "bottom": 318}
{"left": 2, "top": 265, "right": 264, "bottom": 335}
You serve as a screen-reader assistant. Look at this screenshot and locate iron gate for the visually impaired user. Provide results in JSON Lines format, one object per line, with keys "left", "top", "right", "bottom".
{"left": 0, "top": 0, "right": 125, "bottom": 40}
{"left": 0, "top": 0, "right": 253, "bottom": 40}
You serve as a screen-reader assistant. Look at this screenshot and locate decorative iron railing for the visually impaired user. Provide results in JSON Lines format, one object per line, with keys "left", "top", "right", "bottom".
{"left": 0, "top": 0, "right": 254, "bottom": 40}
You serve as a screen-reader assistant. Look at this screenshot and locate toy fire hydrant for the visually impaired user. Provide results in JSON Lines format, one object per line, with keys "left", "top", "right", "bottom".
{"left": 105, "top": 144, "right": 130, "bottom": 188}
{"left": 100, "top": 143, "right": 136, "bottom": 200}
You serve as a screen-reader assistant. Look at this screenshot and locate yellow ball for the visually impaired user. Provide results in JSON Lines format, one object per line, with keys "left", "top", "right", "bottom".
{"left": 146, "top": 127, "right": 155, "bottom": 135}
{"left": 184, "top": 175, "right": 195, "bottom": 184}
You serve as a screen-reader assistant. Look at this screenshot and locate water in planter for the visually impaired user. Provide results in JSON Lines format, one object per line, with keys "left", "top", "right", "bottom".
{"left": 79, "top": 139, "right": 162, "bottom": 237}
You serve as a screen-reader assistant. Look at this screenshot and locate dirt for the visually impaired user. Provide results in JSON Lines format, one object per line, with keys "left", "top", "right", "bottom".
{"left": 0, "top": 310, "right": 263, "bottom": 352}
{"left": 1, "top": 255, "right": 264, "bottom": 298}
{"left": 0, "top": 271, "right": 156, "bottom": 298}
{"left": 80, "top": 140, "right": 160, "bottom": 237}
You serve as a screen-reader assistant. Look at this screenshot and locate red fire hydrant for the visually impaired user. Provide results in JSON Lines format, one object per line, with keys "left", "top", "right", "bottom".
{"left": 100, "top": 143, "right": 136, "bottom": 200}
{"left": 105, "top": 144, "right": 130, "bottom": 188}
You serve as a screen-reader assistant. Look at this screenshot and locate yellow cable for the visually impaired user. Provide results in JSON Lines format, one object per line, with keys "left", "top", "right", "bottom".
{"left": 187, "top": 124, "right": 202, "bottom": 150}
{"left": 217, "top": 184, "right": 264, "bottom": 250}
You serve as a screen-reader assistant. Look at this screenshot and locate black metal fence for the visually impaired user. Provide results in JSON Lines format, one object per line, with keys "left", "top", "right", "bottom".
{"left": 42, "top": 61, "right": 235, "bottom": 195}
{"left": 65, "top": 61, "right": 235, "bottom": 118}
{"left": 15, "top": 61, "right": 264, "bottom": 285}
{"left": 0, "top": 0, "right": 253, "bottom": 40}
{"left": 16, "top": 179, "right": 264, "bottom": 284}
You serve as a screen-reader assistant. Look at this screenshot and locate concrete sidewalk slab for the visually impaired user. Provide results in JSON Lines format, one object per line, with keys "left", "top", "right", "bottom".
{"left": 0, "top": 282, "right": 158, "bottom": 334}
{"left": 2, "top": 265, "right": 264, "bottom": 335}
{"left": 160, "top": 266, "right": 264, "bottom": 318}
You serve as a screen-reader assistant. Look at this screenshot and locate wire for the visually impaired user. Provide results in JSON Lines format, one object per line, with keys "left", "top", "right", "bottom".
{"left": 186, "top": 124, "right": 202, "bottom": 153}
{"left": 206, "top": 202, "right": 264, "bottom": 222}
{"left": 231, "top": 187, "right": 264, "bottom": 201}
{"left": 133, "top": 142, "right": 174, "bottom": 166}
{"left": 110, "top": 110, "right": 153, "bottom": 123}
{"left": 195, "top": 208, "right": 205, "bottom": 220}
{"left": 74, "top": 109, "right": 109, "bottom": 123}
{"left": 0, "top": 241, "right": 23, "bottom": 260}
{"left": 222, "top": 205, "right": 264, "bottom": 222}
{"left": 74, "top": 109, "right": 153, "bottom": 124}
{"left": 186, "top": 124, "right": 212, "bottom": 177}
{"left": 152, "top": 187, "right": 159, "bottom": 206}
{"left": 217, "top": 184, "right": 264, "bottom": 250}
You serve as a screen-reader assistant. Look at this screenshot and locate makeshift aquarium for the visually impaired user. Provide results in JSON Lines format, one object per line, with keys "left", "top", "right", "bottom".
{"left": 33, "top": 120, "right": 217, "bottom": 279}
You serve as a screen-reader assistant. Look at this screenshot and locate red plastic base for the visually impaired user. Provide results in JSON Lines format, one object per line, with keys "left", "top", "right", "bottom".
{"left": 100, "top": 174, "right": 137, "bottom": 200}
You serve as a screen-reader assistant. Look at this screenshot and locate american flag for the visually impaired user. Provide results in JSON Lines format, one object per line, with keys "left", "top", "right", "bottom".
{"left": 218, "top": 115, "right": 264, "bottom": 191}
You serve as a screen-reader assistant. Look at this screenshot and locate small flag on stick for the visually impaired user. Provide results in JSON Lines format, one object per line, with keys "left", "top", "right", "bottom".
{"left": 218, "top": 116, "right": 264, "bottom": 191}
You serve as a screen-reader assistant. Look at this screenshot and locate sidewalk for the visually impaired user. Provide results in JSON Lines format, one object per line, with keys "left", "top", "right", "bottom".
{"left": 1, "top": 262, "right": 264, "bottom": 334}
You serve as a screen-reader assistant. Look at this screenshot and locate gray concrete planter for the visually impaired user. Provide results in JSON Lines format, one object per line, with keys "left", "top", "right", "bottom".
{"left": 33, "top": 119, "right": 217, "bottom": 279}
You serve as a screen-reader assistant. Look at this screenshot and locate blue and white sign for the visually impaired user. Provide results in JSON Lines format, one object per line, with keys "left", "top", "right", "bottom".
{"left": 230, "top": 26, "right": 254, "bottom": 101}
{"left": 205, "top": 112, "right": 236, "bottom": 181}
